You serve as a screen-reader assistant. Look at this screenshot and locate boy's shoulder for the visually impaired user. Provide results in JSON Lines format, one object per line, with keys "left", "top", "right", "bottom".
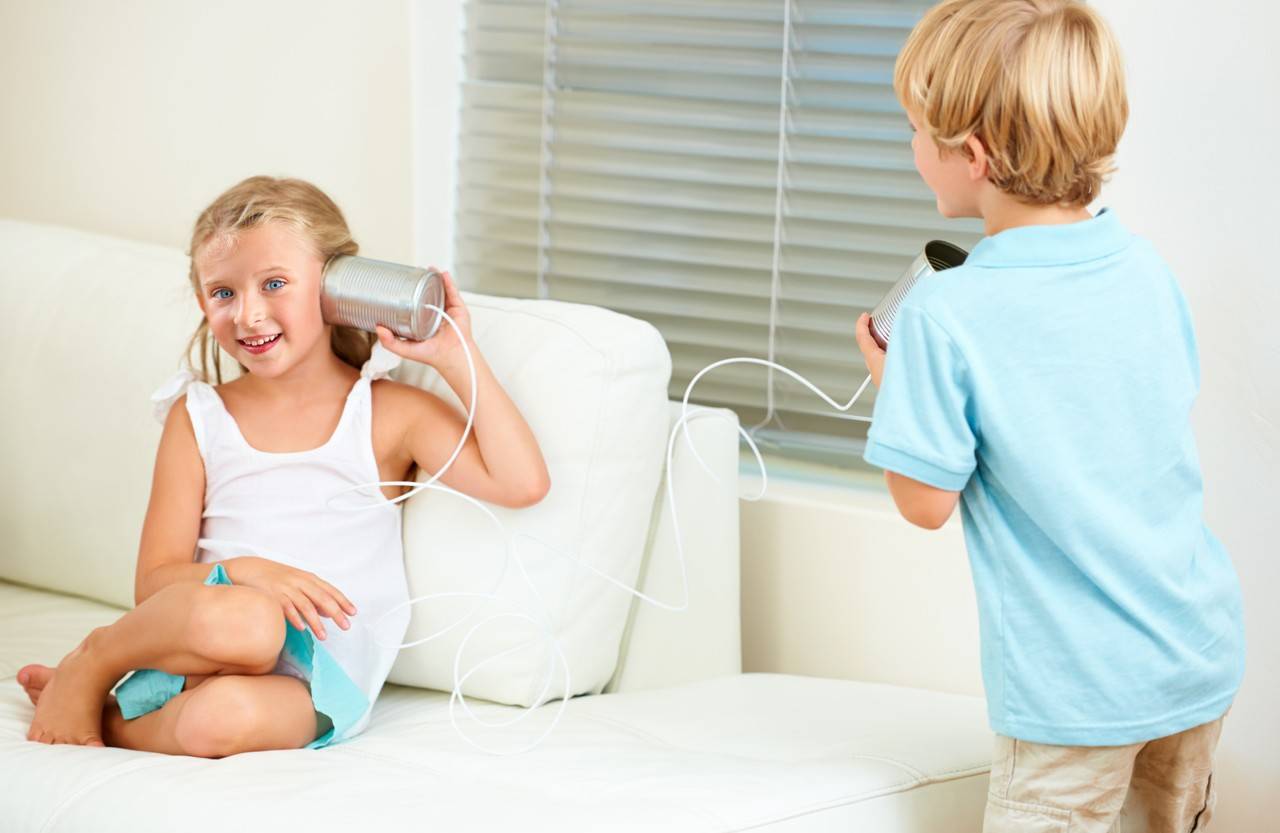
{"left": 898, "top": 260, "right": 988, "bottom": 324}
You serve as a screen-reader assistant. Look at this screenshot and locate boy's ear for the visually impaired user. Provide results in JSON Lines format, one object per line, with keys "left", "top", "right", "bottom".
{"left": 965, "top": 133, "right": 990, "bottom": 181}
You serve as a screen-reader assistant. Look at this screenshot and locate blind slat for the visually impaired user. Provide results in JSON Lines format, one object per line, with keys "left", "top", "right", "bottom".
{"left": 455, "top": 0, "right": 982, "bottom": 461}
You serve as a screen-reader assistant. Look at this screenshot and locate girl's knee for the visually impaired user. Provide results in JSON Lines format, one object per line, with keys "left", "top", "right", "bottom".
{"left": 173, "top": 677, "right": 309, "bottom": 758}
{"left": 172, "top": 678, "right": 254, "bottom": 757}
{"left": 186, "top": 585, "right": 284, "bottom": 671}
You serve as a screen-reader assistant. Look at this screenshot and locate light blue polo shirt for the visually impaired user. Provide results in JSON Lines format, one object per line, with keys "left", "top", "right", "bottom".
{"left": 863, "top": 208, "right": 1245, "bottom": 745}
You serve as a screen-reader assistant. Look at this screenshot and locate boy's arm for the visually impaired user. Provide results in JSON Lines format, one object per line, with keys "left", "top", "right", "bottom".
{"left": 884, "top": 471, "right": 960, "bottom": 530}
{"left": 855, "top": 312, "right": 964, "bottom": 530}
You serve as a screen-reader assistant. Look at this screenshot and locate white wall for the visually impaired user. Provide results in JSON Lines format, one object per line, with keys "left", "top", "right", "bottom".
{"left": 2, "top": 0, "right": 1274, "bottom": 823}
{"left": 0, "top": 0, "right": 416, "bottom": 263}
{"left": 410, "top": 0, "right": 462, "bottom": 268}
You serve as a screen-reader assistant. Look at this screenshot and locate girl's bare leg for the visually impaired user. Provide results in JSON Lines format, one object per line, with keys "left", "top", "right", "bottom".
{"left": 25, "top": 581, "right": 286, "bottom": 746}
{"left": 22, "top": 667, "right": 320, "bottom": 756}
{"left": 101, "top": 674, "right": 319, "bottom": 756}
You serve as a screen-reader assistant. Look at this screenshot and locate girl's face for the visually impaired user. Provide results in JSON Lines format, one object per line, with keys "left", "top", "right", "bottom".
{"left": 907, "top": 110, "right": 985, "bottom": 219}
{"left": 195, "top": 223, "right": 329, "bottom": 378}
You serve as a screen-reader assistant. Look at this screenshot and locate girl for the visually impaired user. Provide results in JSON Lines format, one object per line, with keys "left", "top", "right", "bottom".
{"left": 18, "top": 175, "right": 550, "bottom": 755}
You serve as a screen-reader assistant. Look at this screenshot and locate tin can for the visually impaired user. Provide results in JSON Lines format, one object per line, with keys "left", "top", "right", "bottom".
{"left": 321, "top": 255, "right": 445, "bottom": 342}
{"left": 868, "top": 240, "right": 968, "bottom": 349}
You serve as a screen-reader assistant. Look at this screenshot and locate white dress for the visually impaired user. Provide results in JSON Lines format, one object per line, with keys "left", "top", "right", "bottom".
{"left": 149, "top": 343, "right": 411, "bottom": 747}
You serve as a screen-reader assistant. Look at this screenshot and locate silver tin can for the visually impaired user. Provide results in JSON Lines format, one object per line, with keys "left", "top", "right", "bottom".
{"left": 868, "top": 240, "right": 968, "bottom": 349}
{"left": 321, "top": 255, "right": 445, "bottom": 342}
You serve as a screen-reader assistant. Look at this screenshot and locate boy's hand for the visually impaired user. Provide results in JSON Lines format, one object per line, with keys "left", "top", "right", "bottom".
{"left": 375, "top": 268, "right": 474, "bottom": 371}
{"left": 855, "top": 313, "right": 886, "bottom": 388}
{"left": 227, "top": 556, "right": 357, "bottom": 641}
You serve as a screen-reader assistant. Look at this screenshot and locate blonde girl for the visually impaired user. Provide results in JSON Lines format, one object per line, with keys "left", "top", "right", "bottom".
{"left": 19, "top": 175, "right": 550, "bottom": 755}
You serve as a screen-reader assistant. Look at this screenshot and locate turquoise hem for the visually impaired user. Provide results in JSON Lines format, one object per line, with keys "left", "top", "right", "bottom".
{"left": 113, "top": 563, "right": 370, "bottom": 749}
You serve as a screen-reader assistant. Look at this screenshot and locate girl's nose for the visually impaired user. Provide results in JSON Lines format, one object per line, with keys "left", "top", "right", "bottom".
{"left": 234, "top": 293, "right": 267, "bottom": 328}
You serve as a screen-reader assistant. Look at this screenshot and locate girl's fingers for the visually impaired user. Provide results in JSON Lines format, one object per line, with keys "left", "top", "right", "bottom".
{"left": 314, "top": 577, "right": 357, "bottom": 617}
{"left": 307, "top": 586, "right": 351, "bottom": 630}
{"left": 288, "top": 591, "right": 327, "bottom": 640}
{"left": 376, "top": 325, "right": 412, "bottom": 353}
{"left": 442, "top": 271, "right": 464, "bottom": 305}
{"left": 280, "top": 598, "right": 306, "bottom": 633}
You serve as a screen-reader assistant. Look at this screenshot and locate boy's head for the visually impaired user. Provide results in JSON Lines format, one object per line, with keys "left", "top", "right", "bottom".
{"left": 895, "top": 0, "right": 1127, "bottom": 215}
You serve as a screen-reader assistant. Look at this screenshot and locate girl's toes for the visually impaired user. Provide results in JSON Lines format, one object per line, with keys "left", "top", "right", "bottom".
{"left": 17, "top": 664, "right": 54, "bottom": 704}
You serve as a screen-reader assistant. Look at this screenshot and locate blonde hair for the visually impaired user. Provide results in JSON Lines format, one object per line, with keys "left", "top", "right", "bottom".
{"left": 184, "top": 176, "right": 374, "bottom": 384}
{"left": 894, "top": 0, "right": 1128, "bottom": 206}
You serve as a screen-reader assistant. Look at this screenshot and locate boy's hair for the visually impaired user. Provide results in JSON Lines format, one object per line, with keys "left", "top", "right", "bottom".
{"left": 894, "top": 0, "right": 1128, "bottom": 206}
{"left": 185, "top": 176, "right": 374, "bottom": 384}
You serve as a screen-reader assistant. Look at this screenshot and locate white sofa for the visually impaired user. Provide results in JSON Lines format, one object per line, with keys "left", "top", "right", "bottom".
{"left": 0, "top": 220, "right": 992, "bottom": 832}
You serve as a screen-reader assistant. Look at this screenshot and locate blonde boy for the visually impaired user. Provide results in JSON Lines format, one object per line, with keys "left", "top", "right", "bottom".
{"left": 853, "top": 2, "right": 1245, "bottom": 831}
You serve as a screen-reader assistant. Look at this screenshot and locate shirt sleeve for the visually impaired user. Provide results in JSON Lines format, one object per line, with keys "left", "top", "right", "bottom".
{"left": 863, "top": 303, "right": 977, "bottom": 491}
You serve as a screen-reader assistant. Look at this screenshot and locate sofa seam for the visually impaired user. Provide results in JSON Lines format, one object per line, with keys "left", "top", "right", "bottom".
{"left": 578, "top": 712, "right": 989, "bottom": 783}
{"left": 37, "top": 758, "right": 179, "bottom": 833}
{"left": 727, "top": 768, "right": 993, "bottom": 832}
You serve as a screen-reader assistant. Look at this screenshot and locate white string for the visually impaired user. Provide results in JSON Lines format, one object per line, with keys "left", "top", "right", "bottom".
{"left": 209, "top": 302, "right": 876, "bottom": 754}
{"left": 332, "top": 307, "right": 875, "bottom": 753}
{"left": 756, "top": 0, "right": 795, "bottom": 431}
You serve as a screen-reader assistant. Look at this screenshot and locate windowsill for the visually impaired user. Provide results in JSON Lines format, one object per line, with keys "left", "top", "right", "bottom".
{"left": 737, "top": 450, "right": 901, "bottom": 516}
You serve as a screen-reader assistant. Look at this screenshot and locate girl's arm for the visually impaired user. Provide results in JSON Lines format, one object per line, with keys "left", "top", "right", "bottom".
{"left": 389, "top": 349, "right": 551, "bottom": 507}
{"left": 135, "top": 395, "right": 213, "bottom": 604}
{"left": 376, "top": 271, "right": 551, "bottom": 508}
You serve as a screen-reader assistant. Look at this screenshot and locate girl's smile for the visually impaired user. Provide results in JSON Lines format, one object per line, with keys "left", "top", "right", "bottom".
{"left": 238, "top": 332, "right": 282, "bottom": 354}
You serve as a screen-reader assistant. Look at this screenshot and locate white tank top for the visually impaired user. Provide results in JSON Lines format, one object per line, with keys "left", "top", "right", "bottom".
{"left": 150, "top": 344, "right": 411, "bottom": 739}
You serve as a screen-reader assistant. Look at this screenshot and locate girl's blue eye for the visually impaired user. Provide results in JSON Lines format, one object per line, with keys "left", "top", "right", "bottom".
{"left": 265, "top": 278, "right": 286, "bottom": 291}
{"left": 212, "top": 288, "right": 232, "bottom": 300}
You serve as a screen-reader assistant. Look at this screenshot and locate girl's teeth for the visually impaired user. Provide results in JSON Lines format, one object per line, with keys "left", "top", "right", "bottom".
{"left": 243, "top": 335, "right": 279, "bottom": 346}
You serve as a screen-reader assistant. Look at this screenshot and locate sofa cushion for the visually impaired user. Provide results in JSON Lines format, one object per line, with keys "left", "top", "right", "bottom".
{"left": 0, "top": 220, "right": 202, "bottom": 609}
{"left": 0, "top": 580, "right": 992, "bottom": 833}
{"left": 0, "top": 219, "right": 673, "bottom": 704}
{"left": 388, "top": 295, "right": 672, "bottom": 704}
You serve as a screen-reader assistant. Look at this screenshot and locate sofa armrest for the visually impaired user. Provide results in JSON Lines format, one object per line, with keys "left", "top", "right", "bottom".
{"left": 605, "top": 403, "right": 741, "bottom": 693}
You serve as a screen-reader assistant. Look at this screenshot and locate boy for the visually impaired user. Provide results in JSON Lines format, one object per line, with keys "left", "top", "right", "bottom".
{"left": 852, "top": 2, "right": 1245, "bottom": 831}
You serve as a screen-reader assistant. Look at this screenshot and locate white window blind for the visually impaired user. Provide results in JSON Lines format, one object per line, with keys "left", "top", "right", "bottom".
{"left": 454, "top": 0, "right": 983, "bottom": 466}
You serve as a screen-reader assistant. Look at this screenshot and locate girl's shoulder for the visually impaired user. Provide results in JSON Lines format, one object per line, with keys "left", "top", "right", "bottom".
{"left": 369, "top": 378, "right": 459, "bottom": 443}
{"left": 370, "top": 377, "right": 453, "bottom": 410}
{"left": 370, "top": 377, "right": 431, "bottom": 425}
{"left": 150, "top": 367, "right": 204, "bottom": 425}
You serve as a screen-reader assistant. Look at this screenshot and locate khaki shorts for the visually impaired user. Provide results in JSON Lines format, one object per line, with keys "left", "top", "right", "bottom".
{"left": 984, "top": 713, "right": 1226, "bottom": 832}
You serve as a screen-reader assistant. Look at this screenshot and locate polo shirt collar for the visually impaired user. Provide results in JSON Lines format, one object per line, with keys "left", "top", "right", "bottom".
{"left": 965, "top": 207, "right": 1131, "bottom": 268}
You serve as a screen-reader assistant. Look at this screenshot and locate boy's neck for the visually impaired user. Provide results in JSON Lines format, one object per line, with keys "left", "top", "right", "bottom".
{"left": 978, "top": 190, "right": 1094, "bottom": 237}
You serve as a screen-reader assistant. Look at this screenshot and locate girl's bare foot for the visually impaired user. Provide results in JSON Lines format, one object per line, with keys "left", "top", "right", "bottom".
{"left": 25, "top": 635, "right": 115, "bottom": 746}
{"left": 17, "top": 664, "right": 54, "bottom": 705}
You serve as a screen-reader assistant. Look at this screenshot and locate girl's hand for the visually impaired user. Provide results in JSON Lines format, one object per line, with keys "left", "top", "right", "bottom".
{"left": 855, "top": 313, "right": 886, "bottom": 389}
{"left": 375, "top": 268, "right": 473, "bottom": 371}
{"left": 227, "top": 556, "right": 357, "bottom": 641}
